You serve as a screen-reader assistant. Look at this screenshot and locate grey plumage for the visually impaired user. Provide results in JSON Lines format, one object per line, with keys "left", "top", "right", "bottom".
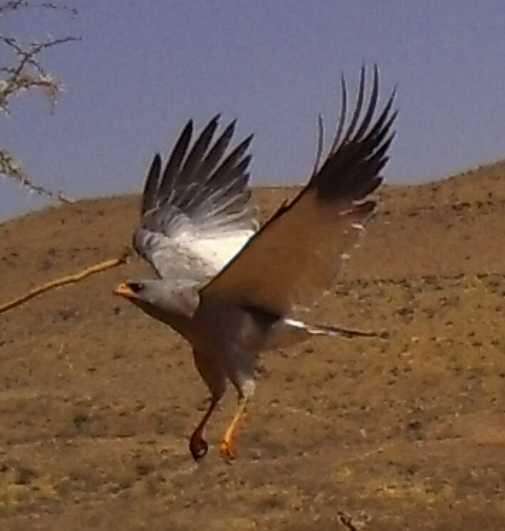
{"left": 133, "top": 114, "right": 257, "bottom": 287}
{"left": 115, "top": 65, "right": 397, "bottom": 461}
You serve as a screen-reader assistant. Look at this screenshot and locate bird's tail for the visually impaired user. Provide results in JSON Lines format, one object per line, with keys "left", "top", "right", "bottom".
{"left": 285, "top": 318, "right": 381, "bottom": 339}
{"left": 266, "top": 317, "right": 383, "bottom": 350}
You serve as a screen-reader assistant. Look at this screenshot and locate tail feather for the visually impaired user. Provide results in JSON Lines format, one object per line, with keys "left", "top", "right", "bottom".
{"left": 284, "top": 318, "right": 380, "bottom": 339}
{"left": 266, "top": 317, "right": 382, "bottom": 351}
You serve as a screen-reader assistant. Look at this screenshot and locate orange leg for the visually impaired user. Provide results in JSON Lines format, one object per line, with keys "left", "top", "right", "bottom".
{"left": 189, "top": 398, "right": 219, "bottom": 461}
{"left": 219, "top": 397, "right": 249, "bottom": 460}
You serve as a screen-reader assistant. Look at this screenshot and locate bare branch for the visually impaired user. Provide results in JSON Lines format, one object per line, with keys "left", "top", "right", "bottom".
{"left": 0, "top": 148, "right": 75, "bottom": 203}
{"left": 0, "top": 34, "right": 80, "bottom": 112}
{"left": 0, "top": 251, "right": 132, "bottom": 315}
{"left": 0, "top": 1, "right": 77, "bottom": 16}
{"left": 1, "top": 0, "right": 79, "bottom": 205}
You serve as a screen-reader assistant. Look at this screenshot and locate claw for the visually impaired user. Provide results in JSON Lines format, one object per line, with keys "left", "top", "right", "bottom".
{"left": 189, "top": 397, "right": 220, "bottom": 462}
{"left": 219, "top": 396, "right": 249, "bottom": 461}
{"left": 219, "top": 437, "right": 237, "bottom": 461}
{"left": 189, "top": 433, "right": 209, "bottom": 461}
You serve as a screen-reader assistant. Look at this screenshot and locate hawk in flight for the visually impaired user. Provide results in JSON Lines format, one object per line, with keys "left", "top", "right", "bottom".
{"left": 115, "top": 66, "right": 397, "bottom": 460}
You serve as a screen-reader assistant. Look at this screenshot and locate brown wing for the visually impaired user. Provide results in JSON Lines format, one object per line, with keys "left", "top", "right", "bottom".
{"left": 201, "top": 65, "right": 397, "bottom": 316}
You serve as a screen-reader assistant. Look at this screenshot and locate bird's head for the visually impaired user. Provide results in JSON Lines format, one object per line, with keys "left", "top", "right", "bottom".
{"left": 114, "top": 278, "right": 178, "bottom": 311}
{"left": 113, "top": 279, "right": 199, "bottom": 319}
{"left": 114, "top": 280, "right": 154, "bottom": 304}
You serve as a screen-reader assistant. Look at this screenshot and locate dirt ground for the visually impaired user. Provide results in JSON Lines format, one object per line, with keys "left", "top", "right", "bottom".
{"left": 1, "top": 161, "right": 505, "bottom": 530}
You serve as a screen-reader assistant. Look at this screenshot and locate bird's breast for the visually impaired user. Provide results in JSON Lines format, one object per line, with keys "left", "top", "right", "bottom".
{"left": 190, "top": 299, "right": 274, "bottom": 357}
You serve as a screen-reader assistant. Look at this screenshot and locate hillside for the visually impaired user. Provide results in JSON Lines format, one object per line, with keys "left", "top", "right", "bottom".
{"left": 1, "top": 161, "right": 505, "bottom": 530}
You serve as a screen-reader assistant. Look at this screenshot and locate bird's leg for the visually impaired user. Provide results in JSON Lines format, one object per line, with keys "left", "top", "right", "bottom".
{"left": 219, "top": 395, "right": 249, "bottom": 460}
{"left": 189, "top": 397, "right": 219, "bottom": 461}
{"left": 190, "top": 349, "right": 226, "bottom": 461}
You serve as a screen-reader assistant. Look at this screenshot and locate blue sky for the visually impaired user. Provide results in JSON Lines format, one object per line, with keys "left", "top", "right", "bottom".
{"left": 1, "top": 1, "right": 504, "bottom": 219}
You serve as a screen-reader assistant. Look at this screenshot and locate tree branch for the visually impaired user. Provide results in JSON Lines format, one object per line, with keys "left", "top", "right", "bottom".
{"left": 0, "top": 250, "right": 131, "bottom": 315}
{"left": 0, "top": 0, "right": 79, "bottom": 205}
{"left": 0, "top": 148, "right": 75, "bottom": 203}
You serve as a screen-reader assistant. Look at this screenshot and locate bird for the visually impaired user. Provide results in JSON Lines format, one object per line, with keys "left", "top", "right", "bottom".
{"left": 114, "top": 65, "right": 397, "bottom": 461}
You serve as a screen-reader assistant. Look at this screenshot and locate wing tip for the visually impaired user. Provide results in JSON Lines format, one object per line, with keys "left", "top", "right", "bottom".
{"left": 312, "top": 65, "right": 396, "bottom": 203}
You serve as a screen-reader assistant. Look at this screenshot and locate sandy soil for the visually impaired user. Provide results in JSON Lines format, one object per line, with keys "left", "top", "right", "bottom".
{"left": 1, "top": 162, "right": 505, "bottom": 530}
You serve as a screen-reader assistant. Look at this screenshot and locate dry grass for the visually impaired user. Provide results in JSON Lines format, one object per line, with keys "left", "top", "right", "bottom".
{"left": 1, "top": 161, "right": 505, "bottom": 530}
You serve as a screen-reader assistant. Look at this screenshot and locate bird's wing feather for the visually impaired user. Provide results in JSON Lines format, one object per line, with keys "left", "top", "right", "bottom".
{"left": 201, "top": 65, "right": 397, "bottom": 316}
{"left": 133, "top": 116, "right": 258, "bottom": 283}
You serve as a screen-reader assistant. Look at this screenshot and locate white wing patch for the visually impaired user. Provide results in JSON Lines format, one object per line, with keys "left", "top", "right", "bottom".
{"left": 174, "top": 228, "right": 255, "bottom": 274}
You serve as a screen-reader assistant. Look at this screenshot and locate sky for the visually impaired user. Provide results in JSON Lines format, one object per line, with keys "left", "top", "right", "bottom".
{"left": 1, "top": 0, "right": 505, "bottom": 220}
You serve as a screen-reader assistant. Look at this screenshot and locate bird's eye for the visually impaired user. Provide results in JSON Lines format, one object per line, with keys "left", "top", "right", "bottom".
{"left": 128, "top": 282, "right": 144, "bottom": 293}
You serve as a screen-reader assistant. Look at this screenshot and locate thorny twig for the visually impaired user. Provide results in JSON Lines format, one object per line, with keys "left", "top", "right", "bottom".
{"left": 0, "top": 34, "right": 80, "bottom": 113}
{"left": 0, "top": 1, "right": 77, "bottom": 16}
{"left": 0, "top": 0, "right": 79, "bottom": 204}
{"left": 0, "top": 149, "right": 74, "bottom": 203}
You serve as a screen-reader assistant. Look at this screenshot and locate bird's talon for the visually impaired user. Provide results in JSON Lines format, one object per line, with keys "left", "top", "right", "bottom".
{"left": 189, "top": 435, "right": 209, "bottom": 462}
{"left": 219, "top": 439, "right": 237, "bottom": 461}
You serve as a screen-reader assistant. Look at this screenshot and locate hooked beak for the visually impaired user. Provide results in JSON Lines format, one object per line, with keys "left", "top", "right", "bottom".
{"left": 113, "top": 282, "right": 137, "bottom": 299}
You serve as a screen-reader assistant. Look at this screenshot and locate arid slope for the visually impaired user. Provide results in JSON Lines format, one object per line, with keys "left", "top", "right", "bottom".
{"left": 1, "top": 162, "right": 505, "bottom": 530}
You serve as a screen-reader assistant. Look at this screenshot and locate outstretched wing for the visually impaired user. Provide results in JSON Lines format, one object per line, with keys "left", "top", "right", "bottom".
{"left": 133, "top": 116, "right": 258, "bottom": 284}
{"left": 202, "top": 65, "right": 397, "bottom": 316}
